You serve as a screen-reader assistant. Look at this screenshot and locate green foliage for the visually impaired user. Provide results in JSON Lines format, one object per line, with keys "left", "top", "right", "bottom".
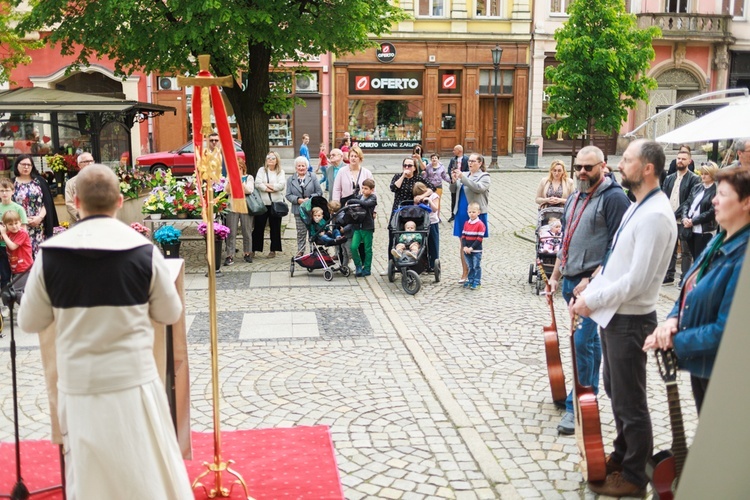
{"left": 544, "top": 0, "right": 659, "bottom": 138}
{"left": 0, "top": 2, "right": 43, "bottom": 85}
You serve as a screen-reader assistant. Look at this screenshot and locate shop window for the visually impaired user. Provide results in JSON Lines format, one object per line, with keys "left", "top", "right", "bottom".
{"left": 348, "top": 100, "right": 422, "bottom": 149}
{"left": 438, "top": 70, "right": 461, "bottom": 95}
{"left": 550, "top": 0, "right": 571, "bottom": 14}
{"left": 269, "top": 114, "right": 293, "bottom": 147}
{"left": 476, "top": 0, "right": 502, "bottom": 17}
{"left": 441, "top": 104, "right": 457, "bottom": 130}
{"left": 419, "top": 0, "right": 447, "bottom": 16}
{"left": 666, "top": 0, "right": 688, "bottom": 13}
{"left": 478, "top": 70, "right": 513, "bottom": 94}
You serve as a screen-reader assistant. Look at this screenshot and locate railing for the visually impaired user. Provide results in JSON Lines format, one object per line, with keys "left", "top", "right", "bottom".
{"left": 637, "top": 13, "right": 731, "bottom": 37}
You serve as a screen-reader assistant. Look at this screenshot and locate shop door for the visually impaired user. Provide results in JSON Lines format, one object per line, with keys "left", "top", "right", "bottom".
{"left": 294, "top": 96, "right": 321, "bottom": 157}
{"left": 478, "top": 98, "right": 509, "bottom": 156}
{"left": 437, "top": 99, "right": 461, "bottom": 154}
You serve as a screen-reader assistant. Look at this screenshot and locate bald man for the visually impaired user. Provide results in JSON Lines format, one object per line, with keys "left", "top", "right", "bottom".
{"left": 64, "top": 152, "right": 95, "bottom": 221}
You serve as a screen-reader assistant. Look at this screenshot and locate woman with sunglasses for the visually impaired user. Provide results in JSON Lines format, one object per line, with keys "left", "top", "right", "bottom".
{"left": 450, "top": 153, "right": 490, "bottom": 283}
{"left": 252, "top": 151, "right": 286, "bottom": 258}
{"left": 388, "top": 157, "right": 434, "bottom": 260}
{"left": 536, "top": 160, "right": 574, "bottom": 209}
{"left": 12, "top": 155, "right": 58, "bottom": 257}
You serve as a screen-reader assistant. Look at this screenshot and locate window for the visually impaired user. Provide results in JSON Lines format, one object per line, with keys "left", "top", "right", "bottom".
{"left": 419, "top": 0, "right": 446, "bottom": 16}
{"left": 348, "top": 100, "right": 423, "bottom": 142}
{"left": 550, "top": 0, "right": 571, "bottom": 14}
{"left": 479, "top": 69, "right": 513, "bottom": 94}
{"left": 476, "top": 0, "right": 502, "bottom": 17}
{"left": 666, "top": 0, "right": 688, "bottom": 13}
{"left": 729, "top": 0, "right": 745, "bottom": 18}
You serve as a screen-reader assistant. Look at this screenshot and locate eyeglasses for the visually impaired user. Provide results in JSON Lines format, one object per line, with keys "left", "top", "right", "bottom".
{"left": 468, "top": 159, "right": 480, "bottom": 163}
{"left": 79, "top": 159, "right": 94, "bottom": 165}
{"left": 209, "top": 139, "right": 219, "bottom": 144}
{"left": 18, "top": 162, "right": 32, "bottom": 167}
{"left": 573, "top": 162, "right": 602, "bottom": 172}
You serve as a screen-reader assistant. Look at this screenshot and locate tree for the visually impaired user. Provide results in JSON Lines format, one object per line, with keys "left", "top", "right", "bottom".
{"left": 544, "top": 0, "right": 659, "bottom": 143}
{"left": 0, "top": 2, "right": 43, "bottom": 85}
{"left": 17, "top": 0, "right": 408, "bottom": 173}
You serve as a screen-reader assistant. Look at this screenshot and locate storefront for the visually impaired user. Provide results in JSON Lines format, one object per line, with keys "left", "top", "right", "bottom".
{"left": 333, "top": 41, "right": 529, "bottom": 155}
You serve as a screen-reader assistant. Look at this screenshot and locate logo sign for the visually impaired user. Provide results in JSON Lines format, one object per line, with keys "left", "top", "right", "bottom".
{"left": 441, "top": 74, "right": 457, "bottom": 90}
{"left": 348, "top": 71, "right": 423, "bottom": 96}
{"left": 376, "top": 43, "right": 397, "bottom": 63}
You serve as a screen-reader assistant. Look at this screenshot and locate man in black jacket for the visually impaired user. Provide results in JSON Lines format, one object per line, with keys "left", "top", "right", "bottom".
{"left": 662, "top": 149, "right": 700, "bottom": 285}
{"left": 447, "top": 144, "right": 469, "bottom": 222}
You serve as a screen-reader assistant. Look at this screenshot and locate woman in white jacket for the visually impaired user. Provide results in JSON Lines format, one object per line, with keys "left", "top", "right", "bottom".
{"left": 252, "top": 151, "right": 286, "bottom": 258}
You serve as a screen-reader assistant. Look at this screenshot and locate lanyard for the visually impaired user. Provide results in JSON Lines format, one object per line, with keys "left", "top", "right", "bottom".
{"left": 559, "top": 178, "right": 603, "bottom": 268}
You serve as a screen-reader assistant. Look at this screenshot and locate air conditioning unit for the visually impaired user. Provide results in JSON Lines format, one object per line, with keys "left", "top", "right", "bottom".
{"left": 158, "top": 76, "right": 181, "bottom": 91}
{"left": 295, "top": 73, "right": 318, "bottom": 93}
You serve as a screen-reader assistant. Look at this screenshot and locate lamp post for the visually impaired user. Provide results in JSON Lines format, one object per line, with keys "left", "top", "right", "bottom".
{"left": 489, "top": 45, "right": 503, "bottom": 171}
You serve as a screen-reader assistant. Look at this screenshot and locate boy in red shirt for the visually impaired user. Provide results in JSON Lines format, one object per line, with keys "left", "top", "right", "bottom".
{"left": 0, "top": 210, "right": 34, "bottom": 306}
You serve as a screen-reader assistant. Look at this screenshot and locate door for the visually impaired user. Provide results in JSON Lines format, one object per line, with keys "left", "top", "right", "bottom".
{"left": 478, "top": 98, "right": 509, "bottom": 156}
{"left": 437, "top": 99, "right": 461, "bottom": 154}
{"left": 294, "top": 96, "right": 321, "bottom": 158}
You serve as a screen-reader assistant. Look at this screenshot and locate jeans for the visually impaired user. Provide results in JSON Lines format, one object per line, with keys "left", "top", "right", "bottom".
{"left": 427, "top": 222, "right": 439, "bottom": 269}
{"left": 464, "top": 251, "right": 482, "bottom": 286}
{"left": 601, "top": 312, "right": 656, "bottom": 488}
{"left": 316, "top": 229, "right": 341, "bottom": 246}
{"left": 563, "top": 275, "right": 601, "bottom": 414}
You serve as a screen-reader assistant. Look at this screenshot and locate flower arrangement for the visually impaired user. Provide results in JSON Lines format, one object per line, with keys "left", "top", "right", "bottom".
{"left": 197, "top": 221, "right": 230, "bottom": 240}
{"left": 45, "top": 154, "right": 68, "bottom": 173}
{"left": 153, "top": 225, "right": 182, "bottom": 245}
{"left": 142, "top": 190, "right": 176, "bottom": 217}
{"left": 115, "top": 165, "right": 153, "bottom": 200}
{"left": 141, "top": 171, "right": 227, "bottom": 218}
{"left": 130, "top": 222, "right": 151, "bottom": 237}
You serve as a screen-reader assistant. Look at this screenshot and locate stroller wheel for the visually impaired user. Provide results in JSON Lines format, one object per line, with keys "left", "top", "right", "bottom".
{"left": 402, "top": 269, "right": 421, "bottom": 295}
{"left": 340, "top": 265, "right": 351, "bottom": 277}
{"left": 528, "top": 263, "right": 535, "bottom": 284}
{"left": 434, "top": 259, "right": 441, "bottom": 283}
{"left": 323, "top": 269, "right": 334, "bottom": 281}
{"left": 387, "top": 259, "right": 396, "bottom": 283}
{"left": 290, "top": 261, "right": 295, "bottom": 277}
{"left": 307, "top": 268, "right": 314, "bottom": 273}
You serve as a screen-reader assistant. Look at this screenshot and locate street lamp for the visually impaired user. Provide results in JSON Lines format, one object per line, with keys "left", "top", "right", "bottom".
{"left": 490, "top": 45, "right": 503, "bottom": 171}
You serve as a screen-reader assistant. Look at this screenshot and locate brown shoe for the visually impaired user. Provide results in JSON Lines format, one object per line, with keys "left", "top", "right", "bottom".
{"left": 267, "top": 251, "right": 276, "bottom": 258}
{"left": 606, "top": 454, "right": 623, "bottom": 475}
{"left": 588, "top": 472, "right": 646, "bottom": 497}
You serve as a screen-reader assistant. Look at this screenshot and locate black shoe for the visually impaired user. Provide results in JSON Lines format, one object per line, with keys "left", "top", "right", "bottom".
{"left": 448, "top": 216, "right": 455, "bottom": 222}
{"left": 662, "top": 276, "right": 675, "bottom": 285}
{"left": 243, "top": 254, "right": 253, "bottom": 263}
{"left": 224, "top": 257, "right": 234, "bottom": 266}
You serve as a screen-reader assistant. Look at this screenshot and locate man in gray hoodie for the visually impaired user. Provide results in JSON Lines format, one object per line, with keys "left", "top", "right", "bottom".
{"left": 548, "top": 145, "right": 631, "bottom": 435}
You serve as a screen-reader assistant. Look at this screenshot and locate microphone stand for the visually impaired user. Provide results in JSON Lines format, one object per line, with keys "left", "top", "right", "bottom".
{"left": 0, "top": 276, "right": 65, "bottom": 500}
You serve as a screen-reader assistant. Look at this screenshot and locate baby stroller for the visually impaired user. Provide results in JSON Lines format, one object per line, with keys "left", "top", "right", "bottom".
{"left": 290, "top": 196, "right": 350, "bottom": 281}
{"left": 529, "top": 206, "right": 565, "bottom": 295}
{"left": 387, "top": 201, "right": 440, "bottom": 295}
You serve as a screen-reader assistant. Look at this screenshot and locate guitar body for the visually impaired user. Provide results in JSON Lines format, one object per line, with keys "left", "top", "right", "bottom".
{"left": 647, "top": 450, "right": 676, "bottom": 500}
{"left": 570, "top": 315, "right": 606, "bottom": 482}
{"left": 538, "top": 260, "right": 567, "bottom": 407}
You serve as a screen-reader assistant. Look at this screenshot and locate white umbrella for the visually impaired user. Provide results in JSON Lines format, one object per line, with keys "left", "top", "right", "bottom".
{"left": 656, "top": 97, "right": 750, "bottom": 144}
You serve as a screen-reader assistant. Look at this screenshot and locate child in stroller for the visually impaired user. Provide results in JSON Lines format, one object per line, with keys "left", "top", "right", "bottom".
{"left": 290, "top": 196, "right": 350, "bottom": 281}
{"left": 391, "top": 221, "right": 423, "bottom": 261}
{"left": 309, "top": 207, "right": 346, "bottom": 245}
{"left": 538, "top": 217, "right": 562, "bottom": 254}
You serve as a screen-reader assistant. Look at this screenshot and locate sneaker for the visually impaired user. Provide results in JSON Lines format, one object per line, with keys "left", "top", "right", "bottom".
{"left": 470, "top": 284, "right": 481, "bottom": 290}
{"left": 390, "top": 249, "right": 402, "bottom": 260}
{"left": 355, "top": 266, "right": 363, "bottom": 277}
{"left": 587, "top": 472, "right": 646, "bottom": 497}
{"left": 404, "top": 250, "right": 417, "bottom": 260}
{"left": 267, "top": 251, "right": 276, "bottom": 258}
{"left": 243, "top": 254, "right": 253, "bottom": 263}
{"left": 605, "top": 454, "right": 623, "bottom": 475}
{"left": 557, "top": 412, "right": 575, "bottom": 435}
{"left": 363, "top": 269, "right": 371, "bottom": 277}
{"left": 224, "top": 257, "right": 234, "bottom": 266}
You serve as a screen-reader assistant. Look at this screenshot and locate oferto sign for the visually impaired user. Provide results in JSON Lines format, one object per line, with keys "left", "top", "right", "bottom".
{"left": 348, "top": 71, "right": 423, "bottom": 96}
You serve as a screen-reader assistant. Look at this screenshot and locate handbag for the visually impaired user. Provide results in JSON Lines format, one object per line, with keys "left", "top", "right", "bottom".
{"left": 265, "top": 168, "right": 289, "bottom": 217}
{"left": 245, "top": 189, "right": 267, "bottom": 215}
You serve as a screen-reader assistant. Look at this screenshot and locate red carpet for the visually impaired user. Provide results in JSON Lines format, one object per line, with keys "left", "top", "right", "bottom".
{"left": 0, "top": 426, "right": 344, "bottom": 499}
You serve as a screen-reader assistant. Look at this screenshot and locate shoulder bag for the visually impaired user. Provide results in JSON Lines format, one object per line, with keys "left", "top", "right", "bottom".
{"left": 246, "top": 189, "right": 267, "bottom": 215}
{"left": 266, "top": 168, "right": 289, "bottom": 217}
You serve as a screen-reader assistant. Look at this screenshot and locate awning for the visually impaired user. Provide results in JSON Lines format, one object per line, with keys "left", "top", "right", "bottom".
{"left": 0, "top": 87, "right": 175, "bottom": 116}
{"left": 656, "top": 97, "right": 750, "bottom": 144}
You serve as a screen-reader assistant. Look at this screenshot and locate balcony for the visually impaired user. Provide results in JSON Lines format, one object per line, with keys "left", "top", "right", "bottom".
{"left": 637, "top": 13, "right": 734, "bottom": 43}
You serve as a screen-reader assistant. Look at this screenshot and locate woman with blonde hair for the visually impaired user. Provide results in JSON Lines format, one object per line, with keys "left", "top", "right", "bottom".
{"left": 252, "top": 151, "right": 286, "bottom": 258}
{"left": 535, "top": 160, "right": 574, "bottom": 209}
{"left": 681, "top": 161, "right": 719, "bottom": 259}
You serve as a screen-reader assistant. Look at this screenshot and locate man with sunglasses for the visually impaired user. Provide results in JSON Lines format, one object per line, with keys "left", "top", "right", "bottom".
{"left": 548, "top": 145, "right": 630, "bottom": 436}
{"left": 207, "top": 132, "right": 227, "bottom": 177}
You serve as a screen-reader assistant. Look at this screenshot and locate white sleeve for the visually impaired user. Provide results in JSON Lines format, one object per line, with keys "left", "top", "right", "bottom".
{"left": 148, "top": 247, "right": 183, "bottom": 325}
{"left": 18, "top": 254, "right": 55, "bottom": 334}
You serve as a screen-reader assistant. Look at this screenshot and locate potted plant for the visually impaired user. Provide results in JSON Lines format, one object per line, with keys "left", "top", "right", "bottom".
{"left": 153, "top": 225, "right": 182, "bottom": 259}
{"left": 198, "top": 221, "right": 230, "bottom": 271}
{"left": 45, "top": 154, "right": 68, "bottom": 194}
{"left": 130, "top": 222, "right": 151, "bottom": 237}
{"left": 142, "top": 190, "right": 175, "bottom": 219}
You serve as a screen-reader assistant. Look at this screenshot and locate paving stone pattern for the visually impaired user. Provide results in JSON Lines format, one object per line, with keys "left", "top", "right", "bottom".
{"left": 0, "top": 171, "right": 698, "bottom": 499}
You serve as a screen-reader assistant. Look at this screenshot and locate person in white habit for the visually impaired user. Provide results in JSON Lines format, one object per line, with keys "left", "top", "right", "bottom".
{"left": 19, "top": 164, "right": 193, "bottom": 499}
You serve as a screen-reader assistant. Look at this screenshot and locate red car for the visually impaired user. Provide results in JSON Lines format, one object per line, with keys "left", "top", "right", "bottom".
{"left": 135, "top": 141, "right": 245, "bottom": 175}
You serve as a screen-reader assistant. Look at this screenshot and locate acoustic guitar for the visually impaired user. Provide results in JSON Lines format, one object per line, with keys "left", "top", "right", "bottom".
{"left": 570, "top": 313, "right": 606, "bottom": 482}
{"left": 647, "top": 348, "right": 687, "bottom": 500}
{"left": 537, "top": 260, "right": 567, "bottom": 408}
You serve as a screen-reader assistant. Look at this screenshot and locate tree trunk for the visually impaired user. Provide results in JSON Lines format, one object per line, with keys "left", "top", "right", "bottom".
{"left": 223, "top": 43, "right": 272, "bottom": 178}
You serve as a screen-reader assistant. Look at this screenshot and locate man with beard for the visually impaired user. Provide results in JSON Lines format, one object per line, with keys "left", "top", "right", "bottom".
{"left": 572, "top": 140, "right": 676, "bottom": 496}
{"left": 548, "top": 145, "right": 630, "bottom": 435}
{"left": 662, "top": 148, "right": 699, "bottom": 285}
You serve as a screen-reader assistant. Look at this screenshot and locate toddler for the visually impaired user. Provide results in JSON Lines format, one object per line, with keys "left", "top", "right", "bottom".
{"left": 309, "top": 207, "right": 343, "bottom": 246}
{"left": 539, "top": 218, "right": 562, "bottom": 254}
{"left": 413, "top": 181, "right": 439, "bottom": 270}
{"left": 0, "top": 178, "right": 27, "bottom": 295}
{"left": 391, "top": 220, "right": 423, "bottom": 261}
{"left": 0, "top": 210, "right": 34, "bottom": 307}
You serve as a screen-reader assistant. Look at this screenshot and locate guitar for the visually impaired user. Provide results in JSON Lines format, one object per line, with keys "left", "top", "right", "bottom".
{"left": 537, "top": 260, "right": 567, "bottom": 408}
{"left": 570, "top": 312, "right": 607, "bottom": 482}
{"left": 647, "top": 349, "right": 687, "bottom": 500}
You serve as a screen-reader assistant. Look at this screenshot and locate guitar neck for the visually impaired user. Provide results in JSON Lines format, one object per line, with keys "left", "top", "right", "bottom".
{"left": 665, "top": 382, "right": 688, "bottom": 477}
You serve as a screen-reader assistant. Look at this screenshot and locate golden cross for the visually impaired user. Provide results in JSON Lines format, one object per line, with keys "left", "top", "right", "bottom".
{"left": 177, "top": 55, "right": 234, "bottom": 136}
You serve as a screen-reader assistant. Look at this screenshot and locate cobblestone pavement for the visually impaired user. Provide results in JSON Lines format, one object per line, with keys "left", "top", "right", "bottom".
{"left": 0, "top": 170, "right": 696, "bottom": 499}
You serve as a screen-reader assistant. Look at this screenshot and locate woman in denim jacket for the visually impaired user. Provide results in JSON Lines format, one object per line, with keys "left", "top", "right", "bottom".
{"left": 644, "top": 166, "right": 750, "bottom": 414}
